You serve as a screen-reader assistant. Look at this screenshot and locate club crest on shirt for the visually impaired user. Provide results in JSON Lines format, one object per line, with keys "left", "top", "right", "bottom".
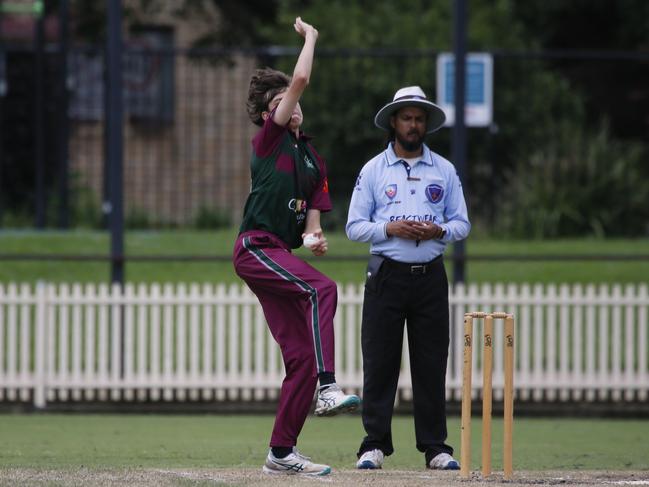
{"left": 288, "top": 198, "right": 307, "bottom": 213}
{"left": 385, "top": 184, "right": 397, "bottom": 199}
{"left": 425, "top": 184, "right": 444, "bottom": 203}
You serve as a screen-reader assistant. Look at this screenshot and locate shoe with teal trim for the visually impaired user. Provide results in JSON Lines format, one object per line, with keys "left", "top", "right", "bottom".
{"left": 263, "top": 448, "right": 331, "bottom": 476}
{"left": 315, "top": 383, "right": 361, "bottom": 416}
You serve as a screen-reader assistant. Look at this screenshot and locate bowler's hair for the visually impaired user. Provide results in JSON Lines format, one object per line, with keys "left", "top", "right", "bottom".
{"left": 247, "top": 68, "right": 291, "bottom": 126}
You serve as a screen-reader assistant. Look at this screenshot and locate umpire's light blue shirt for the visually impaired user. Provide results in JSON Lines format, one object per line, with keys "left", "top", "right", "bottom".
{"left": 346, "top": 142, "right": 470, "bottom": 263}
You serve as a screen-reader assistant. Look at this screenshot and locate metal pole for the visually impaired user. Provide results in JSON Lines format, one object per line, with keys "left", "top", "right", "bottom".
{"left": 34, "top": 2, "right": 46, "bottom": 228}
{"left": 102, "top": 45, "right": 110, "bottom": 230}
{"left": 0, "top": 3, "right": 5, "bottom": 225}
{"left": 105, "top": 0, "right": 124, "bottom": 284}
{"left": 452, "top": 0, "right": 467, "bottom": 282}
{"left": 57, "top": 0, "right": 69, "bottom": 228}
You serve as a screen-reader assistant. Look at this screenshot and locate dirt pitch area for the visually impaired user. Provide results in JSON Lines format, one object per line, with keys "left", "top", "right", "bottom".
{"left": 1, "top": 468, "right": 648, "bottom": 487}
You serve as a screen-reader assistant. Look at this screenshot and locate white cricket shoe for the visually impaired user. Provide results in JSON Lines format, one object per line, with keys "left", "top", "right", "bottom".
{"left": 315, "top": 384, "right": 361, "bottom": 416}
{"left": 428, "top": 452, "right": 460, "bottom": 470}
{"left": 263, "top": 448, "right": 331, "bottom": 476}
{"left": 356, "top": 449, "right": 384, "bottom": 469}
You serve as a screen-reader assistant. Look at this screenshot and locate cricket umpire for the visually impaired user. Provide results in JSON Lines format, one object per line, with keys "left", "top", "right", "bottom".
{"left": 346, "top": 86, "right": 470, "bottom": 470}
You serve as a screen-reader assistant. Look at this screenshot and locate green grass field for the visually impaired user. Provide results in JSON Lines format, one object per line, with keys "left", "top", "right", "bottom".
{"left": 1, "top": 229, "right": 648, "bottom": 284}
{"left": 0, "top": 414, "right": 647, "bottom": 471}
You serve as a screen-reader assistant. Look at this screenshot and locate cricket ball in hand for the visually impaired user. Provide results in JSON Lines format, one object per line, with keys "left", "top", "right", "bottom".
{"left": 303, "top": 233, "right": 320, "bottom": 249}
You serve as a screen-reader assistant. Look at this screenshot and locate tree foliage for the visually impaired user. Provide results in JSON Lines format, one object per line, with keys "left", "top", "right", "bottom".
{"left": 250, "top": 0, "right": 649, "bottom": 236}
{"left": 512, "top": 0, "right": 649, "bottom": 141}
{"left": 500, "top": 123, "right": 649, "bottom": 238}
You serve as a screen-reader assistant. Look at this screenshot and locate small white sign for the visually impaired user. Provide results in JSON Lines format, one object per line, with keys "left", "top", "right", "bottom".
{"left": 436, "top": 52, "right": 493, "bottom": 127}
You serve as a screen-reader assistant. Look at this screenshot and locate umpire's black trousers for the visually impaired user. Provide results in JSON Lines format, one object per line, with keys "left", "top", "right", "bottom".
{"left": 357, "top": 254, "right": 454, "bottom": 462}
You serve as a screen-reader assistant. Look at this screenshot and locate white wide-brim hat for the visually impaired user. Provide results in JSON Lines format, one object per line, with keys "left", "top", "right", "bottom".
{"left": 374, "top": 86, "right": 446, "bottom": 134}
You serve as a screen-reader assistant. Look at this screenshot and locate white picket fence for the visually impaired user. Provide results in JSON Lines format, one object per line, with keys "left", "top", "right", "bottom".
{"left": 0, "top": 282, "right": 647, "bottom": 408}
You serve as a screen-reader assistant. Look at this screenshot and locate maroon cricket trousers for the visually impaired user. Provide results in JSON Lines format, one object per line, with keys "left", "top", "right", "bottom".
{"left": 233, "top": 230, "right": 337, "bottom": 447}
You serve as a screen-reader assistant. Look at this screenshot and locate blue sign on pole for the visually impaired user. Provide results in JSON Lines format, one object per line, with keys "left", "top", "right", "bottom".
{"left": 437, "top": 53, "right": 493, "bottom": 127}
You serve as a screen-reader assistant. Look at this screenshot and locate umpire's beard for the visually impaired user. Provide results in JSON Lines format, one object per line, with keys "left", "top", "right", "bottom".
{"left": 395, "top": 131, "right": 425, "bottom": 153}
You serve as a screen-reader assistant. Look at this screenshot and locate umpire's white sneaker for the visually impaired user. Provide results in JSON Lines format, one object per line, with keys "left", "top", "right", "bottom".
{"left": 263, "top": 448, "right": 331, "bottom": 476}
{"left": 428, "top": 452, "right": 460, "bottom": 470}
{"left": 356, "top": 449, "right": 384, "bottom": 469}
{"left": 315, "top": 384, "right": 361, "bottom": 416}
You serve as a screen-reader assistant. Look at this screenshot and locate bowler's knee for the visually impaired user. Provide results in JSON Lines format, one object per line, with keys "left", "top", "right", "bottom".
{"left": 285, "top": 351, "right": 317, "bottom": 375}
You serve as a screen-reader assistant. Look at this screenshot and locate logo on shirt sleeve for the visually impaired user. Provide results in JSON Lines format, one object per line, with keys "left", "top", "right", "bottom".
{"left": 322, "top": 177, "right": 329, "bottom": 193}
{"left": 425, "top": 184, "right": 444, "bottom": 203}
{"left": 385, "top": 184, "right": 397, "bottom": 199}
{"left": 354, "top": 173, "right": 363, "bottom": 191}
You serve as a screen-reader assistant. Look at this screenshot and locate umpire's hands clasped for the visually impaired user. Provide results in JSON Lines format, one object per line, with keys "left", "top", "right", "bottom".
{"left": 386, "top": 221, "right": 445, "bottom": 240}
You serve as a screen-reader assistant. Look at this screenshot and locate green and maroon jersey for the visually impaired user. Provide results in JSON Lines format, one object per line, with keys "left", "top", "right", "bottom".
{"left": 239, "top": 113, "right": 332, "bottom": 249}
